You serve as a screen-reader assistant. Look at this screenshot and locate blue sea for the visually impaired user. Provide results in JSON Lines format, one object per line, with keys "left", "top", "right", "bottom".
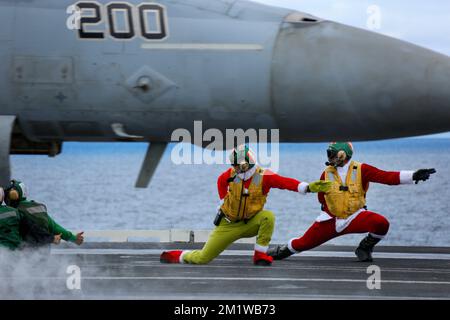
{"left": 10, "top": 138, "right": 450, "bottom": 247}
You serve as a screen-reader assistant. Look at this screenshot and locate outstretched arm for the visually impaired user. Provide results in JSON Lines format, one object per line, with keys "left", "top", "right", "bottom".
{"left": 262, "top": 170, "right": 301, "bottom": 194}
{"left": 361, "top": 164, "right": 436, "bottom": 186}
{"left": 263, "top": 170, "right": 331, "bottom": 194}
{"left": 362, "top": 163, "right": 408, "bottom": 185}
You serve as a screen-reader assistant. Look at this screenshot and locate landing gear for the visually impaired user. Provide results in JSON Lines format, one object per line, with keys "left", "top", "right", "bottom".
{"left": 135, "top": 142, "right": 168, "bottom": 188}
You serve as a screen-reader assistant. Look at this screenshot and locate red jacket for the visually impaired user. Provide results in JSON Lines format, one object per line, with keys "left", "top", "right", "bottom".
{"left": 318, "top": 163, "right": 401, "bottom": 215}
{"left": 217, "top": 168, "right": 301, "bottom": 200}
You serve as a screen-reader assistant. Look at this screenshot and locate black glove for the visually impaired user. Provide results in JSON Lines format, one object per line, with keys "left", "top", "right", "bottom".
{"left": 412, "top": 168, "right": 436, "bottom": 184}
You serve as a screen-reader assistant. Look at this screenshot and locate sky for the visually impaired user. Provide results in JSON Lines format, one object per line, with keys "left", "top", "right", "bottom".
{"left": 254, "top": 0, "right": 450, "bottom": 138}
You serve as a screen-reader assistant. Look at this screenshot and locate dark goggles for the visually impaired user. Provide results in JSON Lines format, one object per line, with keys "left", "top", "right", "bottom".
{"left": 233, "top": 162, "right": 250, "bottom": 173}
{"left": 327, "top": 148, "right": 338, "bottom": 159}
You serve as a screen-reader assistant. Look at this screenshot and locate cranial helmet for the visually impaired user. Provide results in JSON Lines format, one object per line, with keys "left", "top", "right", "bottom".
{"left": 327, "top": 142, "right": 354, "bottom": 167}
{"left": 229, "top": 145, "right": 257, "bottom": 173}
{"left": 5, "top": 180, "right": 27, "bottom": 205}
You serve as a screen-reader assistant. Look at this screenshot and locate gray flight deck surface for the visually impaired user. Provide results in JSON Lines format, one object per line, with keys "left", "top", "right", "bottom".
{"left": 3, "top": 243, "right": 449, "bottom": 300}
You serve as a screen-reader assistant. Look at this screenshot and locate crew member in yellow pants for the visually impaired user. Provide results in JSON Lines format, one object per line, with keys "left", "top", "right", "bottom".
{"left": 160, "top": 145, "right": 331, "bottom": 266}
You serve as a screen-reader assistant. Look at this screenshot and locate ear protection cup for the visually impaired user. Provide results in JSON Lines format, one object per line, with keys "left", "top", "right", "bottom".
{"left": 337, "top": 150, "right": 347, "bottom": 162}
{"left": 8, "top": 189, "right": 20, "bottom": 201}
{"left": 239, "top": 162, "right": 250, "bottom": 172}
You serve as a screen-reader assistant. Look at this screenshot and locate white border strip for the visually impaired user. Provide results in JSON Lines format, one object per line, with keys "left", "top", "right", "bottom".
{"left": 50, "top": 249, "right": 450, "bottom": 260}
{"left": 3, "top": 275, "right": 447, "bottom": 286}
{"left": 83, "top": 277, "right": 450, "bottom": 285}
{"left": 141, "top": 43, "right": 264, "bottom": 51}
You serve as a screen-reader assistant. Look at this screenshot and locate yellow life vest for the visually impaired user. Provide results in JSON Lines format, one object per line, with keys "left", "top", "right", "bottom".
{"left": 220, "top": 167, "right": 267, "bottom": 222}
{"left": 324, "top": 161, "right": 366, "bottom": 219}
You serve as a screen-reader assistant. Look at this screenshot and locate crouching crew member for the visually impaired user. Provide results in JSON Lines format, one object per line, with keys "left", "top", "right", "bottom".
{"left": 0, "top": 186, "right": 58, "bottom": 249}
{"left": 268, "top": 142, "right": 436, "bottom": 262}
{"left": 4, "top": 180, "right": 84, "bottom": 246}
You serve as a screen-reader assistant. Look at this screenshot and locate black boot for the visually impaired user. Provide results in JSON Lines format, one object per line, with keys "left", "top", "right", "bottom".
{"left": 355, "top": 234, "right": 381, "bottom": 262}
{"left": 267, "top": 244, "right": 293, "bottom": 260}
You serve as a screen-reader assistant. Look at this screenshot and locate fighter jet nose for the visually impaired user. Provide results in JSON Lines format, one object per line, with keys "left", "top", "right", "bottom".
{"left": 363, "top": 31, "right": 450, "bottom": 137}
{"left": 272, "top": 21, "right": 450, "bottom": 140}
{"left": 403, "top": 49, "right": 450, "bottom": 135}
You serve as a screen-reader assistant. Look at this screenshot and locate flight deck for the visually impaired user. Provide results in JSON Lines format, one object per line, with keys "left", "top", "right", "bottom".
{"left": 2, "top": 242, "right": 449, "bottom": 300}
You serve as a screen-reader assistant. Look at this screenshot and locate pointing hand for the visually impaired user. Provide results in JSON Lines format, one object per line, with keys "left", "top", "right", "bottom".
{"left": 413, "top": 168, "right": 436, "bottom": 184}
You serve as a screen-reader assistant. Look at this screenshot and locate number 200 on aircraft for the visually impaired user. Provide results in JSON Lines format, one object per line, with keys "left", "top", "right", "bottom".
{"left": 70, "top": 1, "right": 168, "bottom": 40}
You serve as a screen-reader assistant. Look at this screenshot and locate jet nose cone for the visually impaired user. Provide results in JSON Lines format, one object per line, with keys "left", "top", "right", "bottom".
{"left": 400, "top": 47, "right": 450, "bottom": 135}
{"left": 272, "top": 21, "right": 450, "bottom": 140}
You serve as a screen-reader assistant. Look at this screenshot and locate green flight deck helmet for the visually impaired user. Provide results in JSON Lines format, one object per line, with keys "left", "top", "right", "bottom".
{"left": 5, "top": 180, "right": 28, "bottom": 206}
{"left": 326, "top": 142, "right": 354, "bottom": 167}
{"left": 229, "top": 145, "right": 257, "bottom": 173}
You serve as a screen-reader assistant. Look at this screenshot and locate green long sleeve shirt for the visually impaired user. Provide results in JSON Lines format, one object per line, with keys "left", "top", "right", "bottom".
{"left": 47, "top": 215, "right": 77, "bottom": 242}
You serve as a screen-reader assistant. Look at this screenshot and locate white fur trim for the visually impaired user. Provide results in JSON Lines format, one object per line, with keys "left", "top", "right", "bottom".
{"left": 336, "top": 162, "right": 350, "bottom": 181}
{"left": 254, "top": 244, "right": 268, "bottom": 253}
{"left": 237, "top": 166, "right": 257, "bottom": 181}
{"left": 400, "top": 171, "right": 414, "bottom": 184}
{"left": 288, "top": 238, "right": 300, "bottom": 253}
{"left": 298, "top": 182, "right": 309, "bottom": 194}
{"left": 179, "top": 250, "right": 191, "bottom": 264}
{"left": 335, "top": 209, "right": 365, "bottom": 233}
{"left": 315, "top": 212, "right": 334, "bottom": 222}
{"left": 369, "top": 233, "right": 385, "bottom": 240}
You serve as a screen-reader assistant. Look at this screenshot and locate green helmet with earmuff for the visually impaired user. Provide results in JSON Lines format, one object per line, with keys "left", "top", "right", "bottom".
{"left": 326, "top": 142, "right": 354, "bottom": 167}
{"left": 5, "top": 180, "right": 28, "bottom": 206}
{"left": 229, "top": 145, "right": 257, "bottom": 173}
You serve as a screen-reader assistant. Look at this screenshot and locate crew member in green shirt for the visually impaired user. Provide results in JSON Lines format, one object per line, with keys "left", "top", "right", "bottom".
{"left": 4, "top": 180, "right": 84, "bottom": 246}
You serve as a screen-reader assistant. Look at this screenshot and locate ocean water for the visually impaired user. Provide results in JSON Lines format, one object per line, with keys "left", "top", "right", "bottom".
{"left": 10, "top": 138, "right": 450, "bottom": 247}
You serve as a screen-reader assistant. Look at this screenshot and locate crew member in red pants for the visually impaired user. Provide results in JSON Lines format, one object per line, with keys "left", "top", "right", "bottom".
{"left": 268, "top": 142, "right": 436, "bottom": 262}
